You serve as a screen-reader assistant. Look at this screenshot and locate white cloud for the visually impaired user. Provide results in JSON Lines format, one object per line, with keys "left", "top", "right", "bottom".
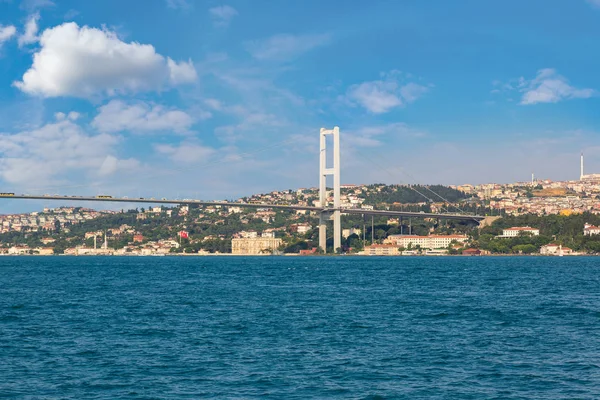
{"left": 204, "top": 98, "right": 223, "bottom": 110}
{"left": 98, "top": 155, "right": 138, "bottom": 176}
{"left": 14, "top": 22, "right": 198, "bottom": 98}
{"left": 519, "top": 69, "right": 596, "bottom": 105}
{"left": 346, "top": 72, "right": 430, "bottom": 113}
{"left": 18, "top": 13, "right": 39, "bottom": 47}
{"left": 345, "top": 122, "right": 426, "bottom": 147}
{"left": 154, "top": 142, "right": 216, "bottom": 164}
{"left": 0, "top": 25, "right": 17, "bottom": 48}
{"left": 245, "top": 33, "right": 331, "bottom": 61}
{"left": 586, "top": 0, "right": 600, "bottom": 7}
{"left": 92, "top": 100, "right": 197, "bottom": 134}
{"left": 209, "top": 5, "right": 238, "bottom": 27}
{"left": 400, "top": 82, "right": 430, "bottom": 103}
{"left": 167, "top": 58, "right": 197, "bottom": 85}
{"left": 0, "top": 118, "right": 134, "bottom": 186}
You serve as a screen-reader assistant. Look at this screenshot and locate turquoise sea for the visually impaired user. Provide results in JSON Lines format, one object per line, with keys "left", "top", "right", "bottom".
{"left": 1, "top": 256, "right": 599, "bottom": 399}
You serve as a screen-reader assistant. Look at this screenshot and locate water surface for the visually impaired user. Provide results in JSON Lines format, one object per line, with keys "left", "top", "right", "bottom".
{"left": 1, "top": 256, "right": 599, "bottom": 398}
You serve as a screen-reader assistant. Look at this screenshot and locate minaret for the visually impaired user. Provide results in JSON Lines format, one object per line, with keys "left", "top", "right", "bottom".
{"left": 581, "top": 152, "right": 584, "bottom": 181}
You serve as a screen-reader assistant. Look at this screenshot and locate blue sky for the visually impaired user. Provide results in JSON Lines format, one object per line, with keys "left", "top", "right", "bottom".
{"left": 1, "top": 0, "right": 600, "bottom": 212}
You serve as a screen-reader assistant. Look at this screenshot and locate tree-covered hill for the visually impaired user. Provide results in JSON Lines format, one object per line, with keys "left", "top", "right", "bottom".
{"left": 473, "top": 212, "right": 600, "bottom": 253}
{"left": 361, "top": 184, "right": 470, "bottom": 205}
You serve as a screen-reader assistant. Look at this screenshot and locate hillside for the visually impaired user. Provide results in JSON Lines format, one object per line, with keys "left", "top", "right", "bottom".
{"left": 0, "top": 183, "right": 481, "bottom": 254}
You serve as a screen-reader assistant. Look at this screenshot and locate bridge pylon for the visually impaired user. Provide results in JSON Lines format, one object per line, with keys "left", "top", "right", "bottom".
{"left": 319, "top": 126, "right": 341, "bottom": 253}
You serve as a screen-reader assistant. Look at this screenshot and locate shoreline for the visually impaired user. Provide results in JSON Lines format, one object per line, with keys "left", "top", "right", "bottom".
{"left": 0, "top": 253, "right": 597, "bottom": 257}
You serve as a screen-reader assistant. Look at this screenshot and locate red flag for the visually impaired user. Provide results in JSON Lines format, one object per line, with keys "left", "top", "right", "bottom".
{"left": 179, "top": 231, "right": 189, "bottom": 239}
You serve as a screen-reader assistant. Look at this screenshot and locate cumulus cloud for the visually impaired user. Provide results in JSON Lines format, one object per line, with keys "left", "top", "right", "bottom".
{"left": 0, "top": 118, "right": 135, "bottom": 186}
{"left": 518, "top": 68, "right": 596, "bottom": 105}
{"left": 154, "top": 142, "right": 216, "bottom": 164}
{"left": 18, "top": 13, "right": 39, "bottom": 47}
{"left": 346, "top": 71, "right": 431, "bottom": 113}
{"left": 92, "top": 100, "right": 197, "bottom": 134}
{"left": 0, "top": 25, "right": 17, "bottom": 48}
{"left": 13, "top": 22, "right": 198, "bottom": 98}
{"left": 246, "top": 33, "right": 331, "bottom": 61}
{"left": 209, "top": 5, "right": 238, "bottom": 27}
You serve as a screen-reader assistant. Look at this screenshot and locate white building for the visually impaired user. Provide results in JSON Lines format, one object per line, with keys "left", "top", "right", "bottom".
{"left": 540, "top": 244, "right": 572, "bottom": 255}
{"left": 385, "top": 234, "right": 468, "bottom": 249}
{"left": 500, "top": 227, "right": 540, "bottom": 237}
{"left": 231, "top": 237, "right": 282, "bottom": 255}
{"left": 364, "top": 244, "right": 400, "bottom": 256}
{"left": 290, "top": 223, "right": 312, "bottom": 234}
{"left": 238, "top": 230, "right": 258, "bottom": 238}
{"left": 583, "top": 223, "right": 600, "bottom": 236}
{"left": 8, "top": 246, "right": 31, "bottom": 255}
{"left": 342, "top": 227, "right": 362, "bottom": 238}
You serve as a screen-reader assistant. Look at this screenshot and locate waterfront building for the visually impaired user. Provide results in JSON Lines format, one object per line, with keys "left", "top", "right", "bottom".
{"left": 231, "top": 237, "right": 282, "bottom": 255}
{"left": 299, "top": 247, "right": 318, "bottom": 255}
{"left": 7, "top": 246, "right": 31, "bottom": 255}
{"left": 500, "top": 227, "right": 540, "bottom": 237}
{"left": 385, "top": 234, "right": 468, "bottom": 249}
{"left": 364, "top": 244, "right": 401, "bottom": 256}
{"left": 462, "top": 248, "right": 482, "bottom": 256}
{"left": 540, "top": 244, "right": 573, "bottom": 255}
{"left": 36, "top": 247, "right": 54, "bottom": 255}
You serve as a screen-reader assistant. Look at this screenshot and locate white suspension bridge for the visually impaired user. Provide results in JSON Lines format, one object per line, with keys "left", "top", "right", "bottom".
{"left": 0, "top": 127, "right": 485, "bottom": 253}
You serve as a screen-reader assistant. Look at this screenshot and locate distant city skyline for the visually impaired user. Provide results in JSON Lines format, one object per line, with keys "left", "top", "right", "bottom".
{"left": 1, "top": 0, "right": 600, "bottom": 213}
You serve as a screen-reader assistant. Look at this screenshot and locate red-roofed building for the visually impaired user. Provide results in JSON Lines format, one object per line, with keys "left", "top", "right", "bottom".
{"left": 462, "top": 248, "right": 481, "bottom": 256}
{"left": 584, "top": 223, "right": 600, "bottom": 236}
{"left": 299, "top": 248, "right": 317, "bottom": 255}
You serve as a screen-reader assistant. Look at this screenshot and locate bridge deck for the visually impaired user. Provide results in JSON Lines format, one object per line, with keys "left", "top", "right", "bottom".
{"left": 0, "top": 195, "right": 484, "bottom": 221}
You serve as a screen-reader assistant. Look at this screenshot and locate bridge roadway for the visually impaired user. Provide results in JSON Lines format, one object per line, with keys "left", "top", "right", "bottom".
{"left": 1, "top": 194, "right": 484, "bottom": 221}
